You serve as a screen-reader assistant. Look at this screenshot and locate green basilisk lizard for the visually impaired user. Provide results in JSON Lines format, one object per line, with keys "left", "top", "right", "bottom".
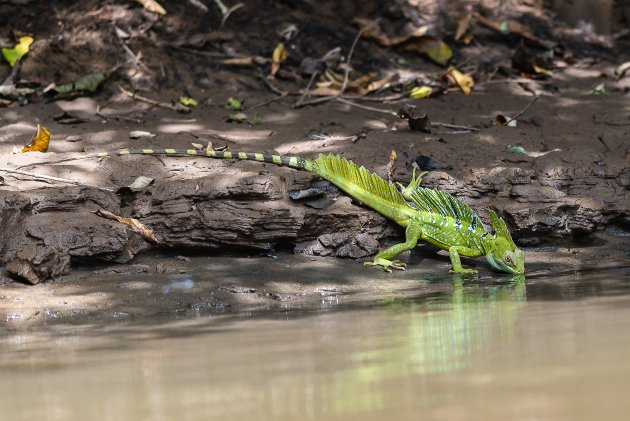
{"left": 28, "top": 147, "right": 525, "bottom": 275}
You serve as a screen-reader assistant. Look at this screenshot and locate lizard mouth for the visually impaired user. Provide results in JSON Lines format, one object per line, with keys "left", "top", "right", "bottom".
{"left": 486, "top": 251, "right": 524, "bottom": 275}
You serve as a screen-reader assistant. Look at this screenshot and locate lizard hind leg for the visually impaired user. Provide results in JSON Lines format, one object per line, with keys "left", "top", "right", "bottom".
{"left": 364, "top": 223, "right": 422, "bottom": 272}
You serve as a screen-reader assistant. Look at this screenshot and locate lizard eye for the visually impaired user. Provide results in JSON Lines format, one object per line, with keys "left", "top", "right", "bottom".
{"left": 503, "top": 252, "right": 513, "bottom": 265}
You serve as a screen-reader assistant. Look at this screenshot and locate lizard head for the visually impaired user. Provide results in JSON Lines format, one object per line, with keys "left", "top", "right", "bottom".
{"left": 485, "top": 211, "right": 525, "bottom": 275}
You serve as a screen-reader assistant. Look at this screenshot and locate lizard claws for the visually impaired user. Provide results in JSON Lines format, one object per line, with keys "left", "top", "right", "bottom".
{"left": 365, "top": 258, "right": 406, "bottom": 272}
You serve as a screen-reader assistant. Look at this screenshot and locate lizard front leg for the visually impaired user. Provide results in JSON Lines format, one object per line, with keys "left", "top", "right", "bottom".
{"left": 365, "top": 223, "right": 422, "bottom": 272}
{"left": 448, "top": 246, "right": 478, "bottom": 274}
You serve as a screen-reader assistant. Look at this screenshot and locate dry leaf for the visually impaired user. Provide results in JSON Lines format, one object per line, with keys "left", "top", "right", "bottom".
{"left": 116, "top": 176, "right": 155, "bottom": 194}
{"left": 94, "top": 209, "right": 159, "bottom": 243}
{"left": 354, "top": 17, "right": 395, "bottom": 46}
{"left": 21, "top": 125, "right": 51, "bottom": 153}
{"left": 398, "top": 103, "right": 431, "bottom": 133}
{"left": 455, "top": 14, "right": 473, "bottom": 44}
{"left": 364, "top": 74, "right": 393, "bottom": 94}
{"left": 614, "top": 61, "right": 630, "bottom": 79}
{"left": 268, "top": 42, "right": 288, "bottom": 80}
{"left": 191, "top": 142, "right": 214, "bottom": 151}
{"left": 222, "top": 56, "right": 268, "bottom": 66}
{"left": 136, "top": 0, "right": 166, "bottom": 15}
{"left": 512, "top": 43, "right": 552, "bottom": 78}
{"left": 473, "top": 12, "right": 538, "bottom": 43}
{"left": 447, "top": 68, "right": 474, "bottom": 95}
{"left": 386, "top": 150, "right": 397, "bottom": 184}
{"left": 0, "top": 84, "right": 35, "bottom": 99}
{"left": 355, "top": 18, "right": 452, "bottom": 66}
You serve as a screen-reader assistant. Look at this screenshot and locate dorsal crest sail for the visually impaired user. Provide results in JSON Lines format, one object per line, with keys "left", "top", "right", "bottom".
{"left": 407, "top": 187, "right": 481, "bottom": 226}
{"left": 313, "top": 153, "right": 407, "bottom": 207}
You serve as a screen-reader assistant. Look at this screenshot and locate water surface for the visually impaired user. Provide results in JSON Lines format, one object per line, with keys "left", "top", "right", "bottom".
{"left": 1, "top": 265, "right": 630, "bottom": 420}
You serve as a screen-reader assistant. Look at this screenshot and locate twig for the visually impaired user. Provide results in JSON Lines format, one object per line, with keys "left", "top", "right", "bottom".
{"left": 337, "top": 98, "right": 479, "bottom": 131}
{"left": 118, "top": 85, "right": 190, "bottom": 112}
{"left": 347, "top": 93, "right": 406, "bottom": 102}
{"left": 295, "top": 71, "right": 321, "bottom": 107}
{"left": 213, "top": 0, "right": 244, "bottom": 27}
{"left": 432, "top": 122, "right": 480, "bottom": 132}
{"left": 0, "top": 167, "right": 113, "bottom": 190}
{"left": 338, "top": 19, "right": 379, "bottom": 96}
{"left": 257, "top": 73, "right": 292, "bottom": 96}
{"left": 503, "top": 94, "right": 541, "bottom": 126}
{"left": 113, "top": 24, "right": 151, "bottom": 73}
{"left": 296, "top": 95, "right": 336, "bottom": 108}
{"left": 295, "top": 19, "right": 379, "bottom": 109}
{"left": 188, "top": 0, "right": 208, "bottom": 12}
{"left": 479, "top": 77, "right": 550, "bottom": 86}
{"left": 336, "top": 97, "right": 397, "bottom": 116}
{"left": 250, "top": 95, "right": 288, "bottom": 109}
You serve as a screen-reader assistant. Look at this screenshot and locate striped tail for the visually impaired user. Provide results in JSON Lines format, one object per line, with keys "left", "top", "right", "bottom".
{"left": 34, "top": 147, "right": 315, "bottom": 171}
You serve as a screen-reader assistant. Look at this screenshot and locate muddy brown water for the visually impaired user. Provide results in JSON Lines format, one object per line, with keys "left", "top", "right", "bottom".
{"left": 1, "top": 246, "right": 630, "bottom": 420}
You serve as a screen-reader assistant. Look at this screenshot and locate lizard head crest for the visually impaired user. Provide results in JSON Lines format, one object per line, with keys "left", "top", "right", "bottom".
{"left": 485, "top": 210, "right": 525, "bottom": 275}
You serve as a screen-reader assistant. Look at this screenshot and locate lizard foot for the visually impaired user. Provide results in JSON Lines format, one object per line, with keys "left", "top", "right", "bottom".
{"left": 365, "top": 258, "right": 407, "bottom": 273}
{"left": 449, "top": 268, "right": 478, "bottom": 275}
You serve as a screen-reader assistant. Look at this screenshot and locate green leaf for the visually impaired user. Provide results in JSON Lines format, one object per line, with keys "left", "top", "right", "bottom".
{"left": 2, "top": 36, "right": 33, "bottom": 67}
{"left": 226, "top": 97, "right": 242, "bottom": 110}
{"left": 591, "top": 84, "right": 605, "bottom": 95}
{"left": 227, "top": 111, "right": 248, "bottom": 123}
{"left": 43, "top": 72, "right": 107, "bottom": 101}
{"left": 248, "top": 113, "right": 262, "bottom": 125}
{"left": 507, "top": 144, "right": 527, "bottom": 155}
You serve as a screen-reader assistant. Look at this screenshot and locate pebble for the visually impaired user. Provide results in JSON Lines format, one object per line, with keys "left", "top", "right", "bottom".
{"left": 129, "top": 130, "right": 156, "bottom": 139}
{"left": 65, "top": 135, "right": 82, "bottom": 142}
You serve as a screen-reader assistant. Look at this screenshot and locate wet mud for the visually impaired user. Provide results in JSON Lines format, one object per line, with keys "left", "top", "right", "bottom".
{"left": 0, "top": 1, "right": 629, "bottom": 284}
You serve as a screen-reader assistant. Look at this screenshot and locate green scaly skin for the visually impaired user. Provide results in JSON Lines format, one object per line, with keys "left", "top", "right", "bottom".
{"left": 28, "top": 148, "right": 525, "bottom": 275}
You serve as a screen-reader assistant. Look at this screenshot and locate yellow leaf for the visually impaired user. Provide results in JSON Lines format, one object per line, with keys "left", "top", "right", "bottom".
{"left": 136, "top": 0, "right": 166, "bottom": 15}
{"left": 268, "top": 42, "right": 287, "bottom": 80}
{"left": 448, "top": 68, "right": 474, "bottom": 95}
{"left": 401, "top": 36, "right": 452, "bottom": 66}
{"left": 21, "top": 125, "right": 51, "bottom": 153}
{"left": 2, "top": 36, "right": 33, "bottom": 67}
{"left": 425, "top": 40, "right": 452, "bottom": 66}
{"left": 179, "top": 96, "right": 198, "bottom": 106}
{"left": 532, "top": 65, "right": 553, "bottom": 77}
{"left": 409, "top": 86, "right": 432, "bottom": 99}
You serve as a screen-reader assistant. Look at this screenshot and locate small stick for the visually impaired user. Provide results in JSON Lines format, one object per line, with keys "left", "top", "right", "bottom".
{"left": 503, "top": 94, "right": 541, "bottom": 126}
{"left": 346, "top": 93, "right": 406, "bottom": 102}
{"left": 295, "top": 19, "right": 379, "bottom": 109}
{"left": 257, "top": 73, "right": 292, "bottom": 96}
{"left": 432, "top": 122, "right": 480, "bottom": 132}
{"left": 250, "top": 95, "right": 288, "bottom": 109}
{"left": 118, "top": 85, "right": 190, "bottom": 112}
{"left": 338, "top": 19, "right": 379, "bottom": 96}
{"left": 336, "top": 97, "right": 397, "bottom": 116}
{"left": 295, "top": 71, "right": 321, "bottom": 107}
{"left": 295, "top": 95, "right": 336, "bottom": 108}
{"left": 0, "top": 167, "right": 113, "bottom": 190}
{"left": 337, "top": 98, "right": 480, "bottom": 131}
